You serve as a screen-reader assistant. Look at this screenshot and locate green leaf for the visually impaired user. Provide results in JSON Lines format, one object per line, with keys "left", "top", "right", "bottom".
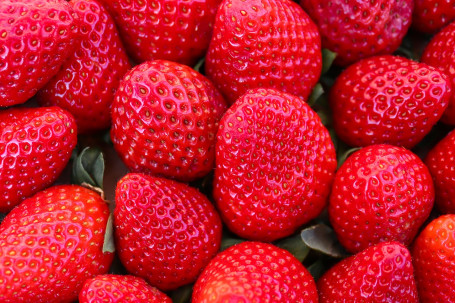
{"left": 220, "top": 236, "right": 245, "bottom": 251}
{"left": 300, "top": 224, "right": 349, "bottom": 258}
{"left": 193, "top": 57, "right": 205, "bottom": 74}
{"left": 308, "top": 259, "right": 328, "bottom": 281}
{"left": 102, "top": 213, "right": 115, "bottom": 254}
{"left": 275, "top": 232, "right": 310, "bottom": 262}
{"left": 321, "top": 49, "right": 337, "bottom": 75}
{"left": 307, "top": 83, "right": 324, "bottom": 107}
{"left": 169, "top": 283, "right": 193, "bottom": 303}
{"left": 72, "top": 147, "right": 105, "bottom": 189}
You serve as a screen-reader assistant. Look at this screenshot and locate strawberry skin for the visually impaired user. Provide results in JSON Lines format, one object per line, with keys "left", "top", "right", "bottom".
{"left": 114, "top": 173, "right": 222, "bottom": 291}
{"left": 330, "top": 55, "right": 451, "bottom": 148}
{"left": 214, "top": 88, "right": 337, "bottom": 242}
{"left": 0, "top": 185, "right": 113, "bottom": 303}
{"left": 0, "top": 0, "right": 79, "bottom": 106}
{"left": 0, "top": 106, "right": 77, "bottom": 212}
{"left": 111, "top": 60, "right": 227, "bottom": 181}
{"left": 318, "top": 242, "right": 419, "bottom": 303}
{"left": 329, "top": 144, "right": 434, "bottom": 253}
{"left": 205, "top": 0, "right": 321, "bottom": 104}
{"left": 413, "top": 0, "right": 455, "bottom": 34}
{"left": 192, "top": 241, "right": 318, "bottom": 303}
{"left": 37, "top": 0, "right": 131, "bottom": 134}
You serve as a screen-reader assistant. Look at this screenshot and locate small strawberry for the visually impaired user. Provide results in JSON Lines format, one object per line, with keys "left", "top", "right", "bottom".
{"left": 330, "top": 55, "right": 451, "bottom": 148}
{"left": 300, "top": 0, "right": 413, "bottom": 66}
{"left": 0, "top": 106, "right": 77, "bottom": 212}
{"left": 114, "top": 173, "right": 222, "bottom": 291}
{"left": 318, "top": 242, "right": 419, "bottom": 303}
{"left": 329, "top": 144, "right": 434, "bottom": 253}
{"left": 37, "top": 0, "right": 131, "bottom": 134}
{"left": 0, "top": 185, "right": 113, "bottom": 303}
{"left": 412, "top": 0, "right": 455, "bottom": 34}
{"left": 192, "top": 241, "right": 318, "bottom": 303}
{"left": 0, "top": 0, "right": 79, "bottom": 106}
{"left": 205, "top": 0, "right": 322, "bottom": 104}
{"left": 111, "top": 60, "right": 227, "bottom": 181}
{"left": 214, "top": 88, "right": 337, "bottom": 242}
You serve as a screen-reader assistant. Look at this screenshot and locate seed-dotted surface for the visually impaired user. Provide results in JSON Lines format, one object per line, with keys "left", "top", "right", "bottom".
{"left": 412, "top": 0, "right": 455, "bottom": 33}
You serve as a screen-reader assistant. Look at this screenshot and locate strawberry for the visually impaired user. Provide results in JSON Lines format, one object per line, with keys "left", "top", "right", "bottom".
{"left": 192, "top": 241, "right": 318, "bottom": 303}
{"left": 98, "top": 0, "right": 221, "bottom": 66}
{"left": 412, "top": 0, "right": 455, "bottom": 34}
{"left": 205, "top": 0, "right": 322, "bottom": 104}
{"left": 329, "top": 144, "right": 434, "bottom": 253}
{"left": 318, "top": 242, "right": 419, "bottom": 303}
{"left": 114, "top": 173, "right": 222, "bottom": 291}
{"left": 37, "top": 0, "right": 131, "bottom": 134}
{"left": 0, "top": 0, "right": 80, "bottom": 106}
{"left": 300, "top": 0, "right": 413, "bottom": 66}
{"left": 0, "top": 106, "right": 77, "bottom": 212}
{"left": 0, "top": 185, "right": 113, "bottom": 303}
{"left": 111, "top": 60, "right": 227, "bottom": 181}
{"left": 79, "top": 274, "right": 172, "bottom": 303}
{"left": 330, "top": 55, "right": 451, "bottom": 148}
{"left": 214, "top": 88, "right": 337, "bottom": 242}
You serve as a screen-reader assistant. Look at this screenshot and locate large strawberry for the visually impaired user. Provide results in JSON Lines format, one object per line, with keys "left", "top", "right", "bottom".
{"left": 0, "top": 185, "right": 113, "bottom": 303}
{"left": 114, "top": 173, "right": 222, "bottom": 291}
{"left": 0, "top": 0, "right": 79, "bottom": 106}
{"left": 412, "top": 0, "right": 455, "bottom": 34}
{"left": 330, "top": 55, "right": 451, "bottom": 148}
{"left": 0, "top": 106, "right": 77, "bottom": 212}
{"left": 300, "top": 0, "right": 413, "bottom": 66}
{"left": 111, "top": 60, "right": 227, "bottom": 181}
{"left": 329, "top": 144, "right": 434, "bottom": 253}
{"left": 37, "top": 0, "right": 131, "bottom": 134}
{"left": 205, "top": 0, "right": 321, "bottom": 104}
{"left": 214, "top": 88, "right": 337, "bottom": 242}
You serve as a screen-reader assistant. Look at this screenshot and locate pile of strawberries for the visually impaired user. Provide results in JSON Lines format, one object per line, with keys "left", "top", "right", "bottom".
{"left": 1, "top": 0, "right": 455, "bottom": 302}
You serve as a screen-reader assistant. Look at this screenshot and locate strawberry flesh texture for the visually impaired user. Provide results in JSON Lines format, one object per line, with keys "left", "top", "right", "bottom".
{"left": 412, "top": 0, "right": 455, "bottom": 34}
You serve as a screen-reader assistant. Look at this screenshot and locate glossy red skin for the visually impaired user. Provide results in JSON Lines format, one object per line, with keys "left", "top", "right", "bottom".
{"left": 0, "top": 185, "right": 113, "bottom": 303}
{"left": 412, "top": 0, "right": 455, "bottom": 34}
{"left": 111, "top": 60, "right": 227, "bottom": 181}
{"left": 330, "top": 55, "right": 451, "bottom": 148}
{"left": 37, "top": 0, "right": 131, "bottom": 134}
{"left": 412, "top": 215, "right": 455, "bottom": 302}
{"left": 205, "top": 0, "right": 321, "bottom": 104}
{"left": 300, "top": 0, "right": 413, "bottom": 66}
{"left": 192, "top": 241, "right": 318, "bottom": 303}
{"left": 114, "top": 173, "right": 222, "bottom": 291}
{"left": 422, "top": 22, "right": 455, "bottom": 125}
{"left": 318, "top": 242, "right": 419, "bottom": 303}
{"left": 0, "top": 0, "right": 79, "bottom": 106}
{"left": 98, "top": 0, "right": 221, "bottom": 66}
{"left": 79, "top": 274, "right": 172, "bottom": 303}
{"left": 329, "top": 144, "right": 434, "bottom": 253}
{"left": 0, "top": 107, "right": 77, "bottom": 212}
{"left": 214, "top": 88, "right": 337, "bottom": 242}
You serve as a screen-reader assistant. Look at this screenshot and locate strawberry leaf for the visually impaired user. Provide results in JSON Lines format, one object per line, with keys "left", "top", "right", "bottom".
{"left": 275, "top": 232, "right": 310, "bottom": 262}
{"left": 193, "top": 57, "right": 205, "bottom": 74}
{"left": 300, "top": 224, "right": 349, "bottom": 258}
{"left": 220, "top": 236, "right": 245, "bottom": 251}
{"left": 102, "top": 213, "right": 115, "bottom": 253}
{"left": 169, "top": 283, "right": 193, "bottom": 303}
{"left": 72, "top": 146, "right": 105, "bottom": 189}
{"left": 321, "top": 48, "right": 337, "bottom": 75}
{"left": 308, "top": 259, "right": 328, "bottom": 281}
{"left": 308, "top": 83, "right": 324, "bottom": 107}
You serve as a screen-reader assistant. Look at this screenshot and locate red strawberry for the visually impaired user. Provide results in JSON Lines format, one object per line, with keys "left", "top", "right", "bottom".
{"left": 318, "top": 242, "right": 419, "bottom": 303}
{"left": 412, "top": 0, "right": 455, "bottom": 34}
{"left": 37, "top": 0, "right": 131, "bottom": 134}
{"left": 0, "top": 106, "right": 77, "bottom": 212}
{"left": 98, "top": 0, "right": 221, "bottom": 66}
{"left": 329, "top": 144, "right": 434, "bottom": 253}
{"left": 0, "top": 0, "right": 79, "bottom": 106}
{"left": 330, "top": 55, "right": 451, "bottom": 148}
{"left": 205, "top": 0, "right": 321, "bottom": 104}
{"left": 111, "top": 60, "right": 227, "bottom": 181}
{"left": 0, "top": 185, "right": 113, "bottom": 303}
{"left": 214, "top": 88, "right": 337, "bottom": 242}
{"left": 192, "top": 241, "right": 318, "bottom": 303}
{"left": 79, "top": 274, "right": 172, "bottom": 303}
{"left": 300, "top": 0, "right": 413, "bottom": 66}
{"left": 114, "top": 173, "right": 222, "bottom": 291}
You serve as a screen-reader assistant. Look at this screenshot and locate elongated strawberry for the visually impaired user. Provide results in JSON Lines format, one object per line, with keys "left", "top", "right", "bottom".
{"left": 0, "top": 185, "right": 113, "bottom": 303}
{"left": 412, "top": 0, "right": 455, "bottom": 34}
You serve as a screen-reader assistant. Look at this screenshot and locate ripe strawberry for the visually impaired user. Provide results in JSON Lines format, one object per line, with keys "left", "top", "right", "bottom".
{"left": 0, "top": 0, "right": 79, "bottom": 106}
{"left": 192, "top": 241, "right": 318, "bottom": 303}
{"left": 114, "top": 173, "right": 222, "bottom": 291}
{"left": 205, "top": 0, "right": 321, "bottom": 104}
{"left": 412, "top": 0, "right": 455, "bottom": 34}
{"left": 330, "top": 55, "right": 451, "bottom": 148}
{"left": 0, "top": 185, "right": 113, "bottom": 303}
{"left": 98, "top": 0, "right": 221, "bottom": 66}
{"left": 79, "top": 274, "right": 172, "bottom": 303}
{"left": 329, "top": 144, "right": 434, "bottom": 253}
{"left": 37, "top": 0, "right": 131, "bottom": 134}
{"left": 111, "top": 60, "right": 227, "bottom": 181}
{"left": 0, "top": 106, "right": 77, "bottom": 212}
{"left": 300, "top": 0, "right": 413, "bottom": 66}
{"left": 214, "top": 88, "right": 337, "bottom": 242}
{"left": 318, "top": 242, "right": 419, "bottom": 303}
